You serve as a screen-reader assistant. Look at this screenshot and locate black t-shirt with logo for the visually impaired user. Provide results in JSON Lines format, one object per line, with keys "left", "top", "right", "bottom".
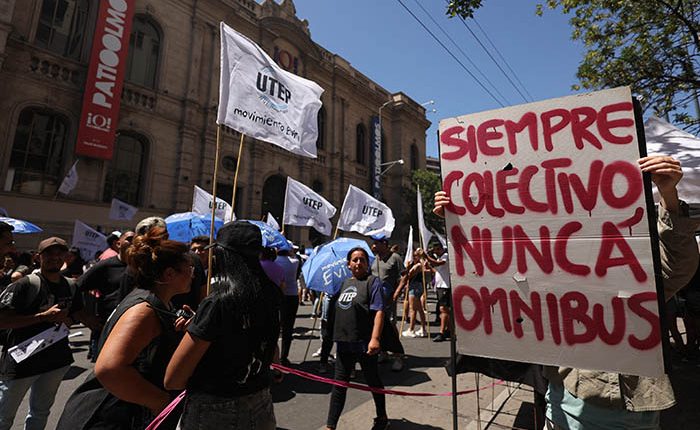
{"left": 0, "top": 273, "right": 83, "bottom": 378}
{"left": 186, "top": 277, "right": 281, "bottom": 397}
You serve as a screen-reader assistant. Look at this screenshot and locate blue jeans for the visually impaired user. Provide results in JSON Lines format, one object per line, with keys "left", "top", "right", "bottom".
{"left": 0, "top": 365, "right": 69, "bottom": 430}
{"left": 177, "top": 388, "right": 275, "bottom": 430}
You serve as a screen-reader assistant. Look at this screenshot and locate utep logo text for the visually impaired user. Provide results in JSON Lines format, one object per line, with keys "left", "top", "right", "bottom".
{"left": 256, "top": 67, "right": 292, "bottom": 112}
{"left": 337, "top": 286, "right": 357, "bottom": 310}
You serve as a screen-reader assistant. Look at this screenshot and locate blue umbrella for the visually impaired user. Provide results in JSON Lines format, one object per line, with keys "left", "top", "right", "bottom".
{"left": 0, "top": 217, "right": 42, "bottom": 234}
{"left": 165, "top": 212, "right": 224, "bottom": 243}
{"left": 302, "top": 238, "right": 375, "bottom": 295}
{"left": 246, "top": 220, "right": 292, "bottom": 251}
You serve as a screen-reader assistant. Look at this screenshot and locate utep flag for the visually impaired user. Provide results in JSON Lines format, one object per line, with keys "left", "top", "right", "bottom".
{"left": 404, "top": 225, "right": 414, "bottom": 267}
{"left": 109, "top": 198, "right": 138, "bottom": 221}
{"left": 58, "top": 161, "right": 79, "bottom": 195}
{"left": 416, "top": 186, "right": 433, "bottom": 248}
{"left": 337, "top": 185, "right": 395, "bottom": 237}
{"left": 192, "top": 186, "right": 234, "bottom": 222}
{"left": 72, "top": 220, "right": 107, "bottom": 261}
{"left": 283, "top": 177, "right": 337, "bottom": 236}
{"left": 266, "top": 212, "right": 280, "bottom": 231}
{"left": 217, "top": 23, "right": 324, "bottom": 158}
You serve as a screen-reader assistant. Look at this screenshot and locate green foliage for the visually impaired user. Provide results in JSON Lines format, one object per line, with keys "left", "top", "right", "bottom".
{"left": 402, "top": 169, "right": 445, "bottom": 237}
{"left": 448, "top": 0, "right": 700, "bottom": 132}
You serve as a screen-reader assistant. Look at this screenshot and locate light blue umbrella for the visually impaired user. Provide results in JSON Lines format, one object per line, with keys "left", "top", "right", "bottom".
{"left": 165, "top": 212, "right": 224, "bottom": 243}
{"left": 302, "top": 238, "right": 375, "bottom": 295}
{"left": 246, "top": 220, "right": 292, "bottom": 251}
{"left": 0, "top": 217, "right": 42, "bottom": 234}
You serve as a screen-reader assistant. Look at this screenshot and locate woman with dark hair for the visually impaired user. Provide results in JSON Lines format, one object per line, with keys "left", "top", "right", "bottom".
{"left": 60, "top": 247, "right": 85, "bottom": 278}
{"left": 324, "top": 247, "right": 388, "bottom": 430}
{"left": 165, "top": 221, "right": 281, "bottom": 429}
{"left": 57, "top": 227, "right": 193, "bottom": 429}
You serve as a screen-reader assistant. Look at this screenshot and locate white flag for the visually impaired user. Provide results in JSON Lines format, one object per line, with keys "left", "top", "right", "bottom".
{"left": 266, "top": 212, "right": 280, "bottom": 231}
{"left": 72, "top": 220, "right": 107, "bottom": 261}
{"left": 433, "top": 229, "right": 447, "bottom": 248}
{"left": 58, "top": 161, "right": 79, "bottom": 195}
{"left": 404, "top": 225, "right": 414, "bottom": 267}
{"left": 192, "top": 186, "right": 234, "bottom": 222}
{"left": 282, "top": 177, "right": 337, "bottom": 236}
{"left": 337, "top": 185, "right": 395, "bottom": 237}
{"left": 416, "top": 185, "right": 433, "bottom": 248}
{"left": 217, "top": 23, "right": 324, "bottom": 158}
{"left": 109, "top": 198, "right": 138, "bottom": 221}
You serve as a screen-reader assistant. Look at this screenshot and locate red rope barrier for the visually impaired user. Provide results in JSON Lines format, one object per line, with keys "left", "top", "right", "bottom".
{"left": 271, "top": 363, "right": 503, "bottom": 397}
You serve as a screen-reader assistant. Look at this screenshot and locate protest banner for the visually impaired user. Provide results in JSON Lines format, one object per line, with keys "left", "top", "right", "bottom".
{"left": 217, "top": 22, "right": 324, "bottom": 158}
{"left": 72, "top": 220, "right": 107, "bottom": 261}
{"left": 416, "top": 185, "right": 433, "bottom": 248}
{"left": 336, "top": 185, "right": 395, "bottom": 238}
{"left": 192, "top": 185, "right": 233, "bottom": 222}
{"left": 439, "top": 87, "right": 663, "bottom": 377}
{"left": 282, "top": 177, "right": 336, "bottom": 236}
{"left": 266, "top": 212, "right": 281, "bottom": 231}
{"left": 109, "top": 198, "right": 138, "bottom": 221}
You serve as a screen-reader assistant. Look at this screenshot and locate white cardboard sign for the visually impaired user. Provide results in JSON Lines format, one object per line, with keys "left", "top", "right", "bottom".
{"left": 439, "top": 87, "right": 663, "bottom": 377}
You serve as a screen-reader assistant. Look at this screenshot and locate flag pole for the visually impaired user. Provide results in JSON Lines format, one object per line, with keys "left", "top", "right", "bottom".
{"left": 207, "top": 125, "right": 223, "bottom": 295}
{"left": 281, "top": 177, "right": 289, "bottom": 236}
{"left": 417, "top": 185, "right": 430, "bottom": 339}
{"left": 230, "top": 132, "right": 245, "bottom": 219}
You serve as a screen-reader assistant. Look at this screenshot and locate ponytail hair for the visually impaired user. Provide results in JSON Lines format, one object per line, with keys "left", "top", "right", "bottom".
{"left": 127, "top": 227, "right": 189, "bottom": 290}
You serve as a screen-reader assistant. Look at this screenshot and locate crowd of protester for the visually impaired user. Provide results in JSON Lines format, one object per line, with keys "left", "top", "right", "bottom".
{"left": 0, "top": 155, "right": 696, "bottom": 429}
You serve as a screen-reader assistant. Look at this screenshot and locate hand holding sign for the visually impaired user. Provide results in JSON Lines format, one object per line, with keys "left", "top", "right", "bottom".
{"left": 638, "top": 156, "right": 682, "bottom": 212}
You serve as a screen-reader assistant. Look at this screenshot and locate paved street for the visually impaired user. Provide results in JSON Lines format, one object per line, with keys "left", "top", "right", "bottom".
{"left": 9, "top": 297, "right": 700, "bottom": 430}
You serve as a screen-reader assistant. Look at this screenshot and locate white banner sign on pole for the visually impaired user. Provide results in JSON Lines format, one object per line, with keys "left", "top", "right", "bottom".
{"left": 439, "top": 86, "right": 663, "bottom": 377}
{"left": 282, "top": 177, "right": 336, "bottom": 236}
{"left": 416, "top": 185, "right": 433, "bottom": 248}
{"left": 192, "top": 185, "right": 233, "bottom": 222}
{"left": 58, "top": 160, "right": 79, "bottom": 195}
{"left": 72, "top": 220, "right": 107, "bottom": 261}
{"left": 337, "top": 185, "right": 395, "bottom": 238}
{"left": 217, "top": 23, "right": 324, "bottom": 158}
{"left": 109, "top": 198, "right": 138, "bottom": 221}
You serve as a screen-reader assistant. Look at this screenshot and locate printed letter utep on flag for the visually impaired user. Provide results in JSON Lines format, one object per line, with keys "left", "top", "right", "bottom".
{"left": 109, "top": 198, "right": 138, "bottom": 221}
{"left": 192, "top": 186, "right": 233, "bottom": 222}
{"left": 438, "top": 86, "right": 663, "bottom": 377}
{"left": 337, "top": 185, "right": 395, "bottom": 237}
{"left": 217, "top": 23, "right": 324, "bottom": 158}
{"left": 72, "top": 220, "right": 107, "bottom": 261}
{"left": 282, "top": 177, "right": 337, "bottom": 236}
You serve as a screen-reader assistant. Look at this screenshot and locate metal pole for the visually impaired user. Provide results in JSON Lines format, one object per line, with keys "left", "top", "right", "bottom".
{"left": 206, "top": 125, "right": 223, "bottom": 295}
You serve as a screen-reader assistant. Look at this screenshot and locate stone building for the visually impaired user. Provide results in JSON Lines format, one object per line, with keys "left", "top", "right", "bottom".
{"left": 0, "top": 0, "right": 430, "bottom": 249}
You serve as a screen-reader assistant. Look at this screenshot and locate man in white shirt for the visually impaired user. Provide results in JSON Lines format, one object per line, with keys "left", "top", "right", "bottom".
{"left": 424, "top": 243, "right": 450, "bottom": 342}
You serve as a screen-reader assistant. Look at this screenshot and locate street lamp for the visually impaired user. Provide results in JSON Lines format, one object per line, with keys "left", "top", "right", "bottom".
{"left": 380, "top": 159, "right": 404, "bottom": 176}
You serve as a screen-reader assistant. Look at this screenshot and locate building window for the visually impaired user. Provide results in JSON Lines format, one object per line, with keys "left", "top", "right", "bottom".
{"left": 35, "top": 0, "right": 90, "bottom": 60}
{"left": 355, "top": 123, "right": 366, "bottom": 165}
{"left": 411, "top": 143, "right": 419, "bottom": 170}
{"left": 125, "top": 15, "right": 161, "bottom": 88}
{"left": 9, "top": 108, "right": 69, "bottom": 196}
{"left": 103, "top": 133, "right": 146, "bottom": 206}
{"left": 316, "top": 107, "right": 326, "bottom": 150}
{"left": 312, "top": 180, "right": 323, "bottom": 193}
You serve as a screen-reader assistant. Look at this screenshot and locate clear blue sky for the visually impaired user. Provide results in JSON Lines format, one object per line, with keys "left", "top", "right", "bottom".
{"left": 290, "top": 0, "right": 585, "bottom": 157}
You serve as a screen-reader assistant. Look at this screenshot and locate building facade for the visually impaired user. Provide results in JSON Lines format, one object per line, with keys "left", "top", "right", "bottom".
{"left": 0, "top": 0, "right": 430, "bottom": 248}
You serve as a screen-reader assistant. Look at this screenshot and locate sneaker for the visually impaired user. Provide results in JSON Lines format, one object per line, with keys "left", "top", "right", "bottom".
{"left": 371, "top": 416, "right": 390, "bottom": 430}
{"left": 318, "top": 363, "right": 329, "bottom": 374}
{"left": 311, "top": 347, "right": 323, "bottom": 358}
{"left": 432, "top": 334, "right": 446, "bottom": 342}
{"left": 391, "top": 357, "right": 404, "bottom": 372}
{"left": 402, "top": 329, "right": 416, "bottom": 338}
{"left": 415, "top": 328, "right": 427, "bottom": 338}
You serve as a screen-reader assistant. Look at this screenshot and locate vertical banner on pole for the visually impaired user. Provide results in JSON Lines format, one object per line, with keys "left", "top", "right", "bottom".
{"left": 75, "top": 0, "right": 136, "bottom": 160}
{"left": 370, "top": 116, "right": 382, "bottom": 199}
{"left": 439, "top": 86, "right": 664, "bottom": 377}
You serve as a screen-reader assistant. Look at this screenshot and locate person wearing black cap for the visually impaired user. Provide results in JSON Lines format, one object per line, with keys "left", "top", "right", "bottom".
{"left": 165, "top": 220, "right": 282, "bottom": 429}
{"left": 0, "top": 236, "right": 96, "bottom": 430}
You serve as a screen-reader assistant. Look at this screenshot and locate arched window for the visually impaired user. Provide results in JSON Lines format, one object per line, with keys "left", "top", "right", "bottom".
{"left": 355, "top": 123, "right": 366, "bottom": 165}
{"left": 125, "top": 15, "right": 161, "bottom": 88}
{"left": 316, "top": 107, "right": 326, "bottom": 150}
{"left": 262, "top": 175, "right": 286, "bottom": 220}
{"left": 9, "top": 108, "right": 69, "bottom": 195}
{"left": 312, "top": 180, "right": 323, "bottom": 193}
{"left": 103, "top": 133, "right": 146, "bottom": 205}
{"left": 410, "top": 143, "right": 419, "bottom": 170}
{"left": 35, "top": 0, "right": 90, "bottom": 60}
